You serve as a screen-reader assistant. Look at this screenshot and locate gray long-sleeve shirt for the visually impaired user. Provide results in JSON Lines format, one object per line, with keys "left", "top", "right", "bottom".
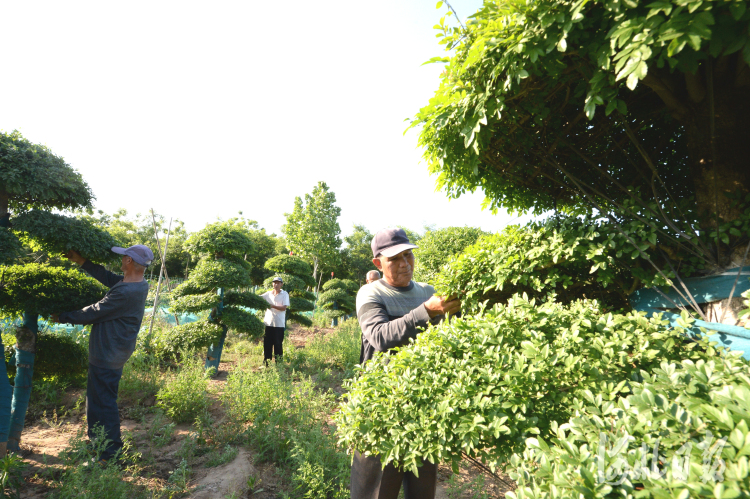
{"left": 58, "top": 261, "right": 149, "bottom": 370}
{"left": 355, "top": 279, "right": 443, "bottom": 364}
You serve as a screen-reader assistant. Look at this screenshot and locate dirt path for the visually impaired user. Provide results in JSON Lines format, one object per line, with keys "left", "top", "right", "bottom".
{"left": 16, "top": 324, "right": 512, "bottom": 498}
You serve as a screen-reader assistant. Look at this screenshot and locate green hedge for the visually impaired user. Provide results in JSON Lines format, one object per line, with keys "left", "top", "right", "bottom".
{"left": 3, "top": 331, "right": 88, "bottom": 379}
{"left": 148, "top": 321, "right": 224, "bottom": 359}
{"left": 0, "top": 264, "right": 107, "bottom": 317}
{"left": 433, "top": 217, "right": 642, "bottom": 314}
{"left": 336, "top": 296, "right": 714, "bottom": 474}
{"left": 509, "top": 353, "right": 750, "bottom": 498}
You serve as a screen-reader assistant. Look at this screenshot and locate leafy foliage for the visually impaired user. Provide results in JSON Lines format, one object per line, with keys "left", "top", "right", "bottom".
{"left": 434, "top": 217, "right": 661, "bottom": 314}
{"left": 412, "top": 226, "right": 486, "bottom": 284}
{"left": 336, "top": 296, "right": 716, "bottom": 473}
{"left": 221, "top": 307, "right": 265, "bottom": 339}
{"left": 318, "top": 279, "right": 358, "bottom": 319}
{"left": 0, "top": 264, "right": 107, "bottom": 317}
{"left": 509, "top": 354, "right": 750, "bottom": 498}
{"left": 282, "top": 181, "right": 342, "bottom": 286}
{"left": 0, "top": 231, "right": 23, "bottom": 265}
{"left": 414, "top": 0, "right": 750, "bottom": 214}
{"left": 288, "top": 312, "right": 313, "bottom": 327}
{"left": 185, "top": 219, "right": 255, "bottom": 257}
{"left": 0, "top": 130, "right": 93, "bottom": 212}
{"left": 264, "top": 254, "right": 314, "bottom": 286}
{"left": 223, "top": 290, "right": 269, "bottom": 311}
{"left": 262, "top": 273, "right": 307, "bottom": 294}
{"left": 183, "top": 259, "right": 252, "bottom": 292}
{"left": 157, "top": 356, "right": 211, "bottom": 423}
{"left": 170, "top": 292, "right": 220, "bottom": 315}
{"left": 148, "top": 321, "right": 224, "bottom": 360}
{"left": 337, "top": 224, "right": 377, "bottom": 284}
{"left": 3, "top": 330, "right": 88, "bottom": 379}
{"left": 289, "top": 296, "right": 315, "bottom": 313}
{"left": 13, "top": 210, "right": 121, "bottom": 263}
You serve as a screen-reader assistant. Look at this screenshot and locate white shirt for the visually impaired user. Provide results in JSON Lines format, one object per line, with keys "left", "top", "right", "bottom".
{"left": 261, "top": 289, "right": 290, "bottom": 327}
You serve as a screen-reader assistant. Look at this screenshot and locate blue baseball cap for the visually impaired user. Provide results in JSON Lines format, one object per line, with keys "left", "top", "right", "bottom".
{"left": 111, "top": 245, "right": 154, "bottom": 266}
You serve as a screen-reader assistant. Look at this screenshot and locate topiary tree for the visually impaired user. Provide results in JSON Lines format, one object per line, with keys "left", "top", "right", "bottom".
{"left": 317, "top": 278, "right": 358, "bottom": 327}
{"left": 412, "top": 226, "right": 486, "bottom": 284}
{"left": 0, "top": 130, "right": 118, "bottom": 452}
{"left": 263, "top": 255, "right": 316, "bottom": 327}
{"left": 169, "top": 221, "right": 268, "bottom": 371}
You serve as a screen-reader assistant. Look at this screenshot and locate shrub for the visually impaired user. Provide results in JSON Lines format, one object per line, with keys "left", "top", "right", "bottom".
{"left": 336, "top": 296, "right": 717, "bottom": 474}
{"left": 148, "top": 321, "right": 223, "bottom": 360}
{"left": 157, "top": 356, "right": 210, "bottom": 423}
{"left": 317, "top": 279, "right": 358, "bottom": 319}
{"left": 412, "top": 226, "right": 486, "bottom": 284}
{"left": 3, "top": 330, "right": 88, "bottom": 380}
{"left": 509, "top": 353, "right": 750, "bottom": 498}
{"left": 433, "top": 217, "right": 652, "bottom": 314}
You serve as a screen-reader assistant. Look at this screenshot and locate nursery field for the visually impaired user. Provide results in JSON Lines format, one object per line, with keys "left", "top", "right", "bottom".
{"left": 3, "top": 317, "right": 509, "bottom": 499}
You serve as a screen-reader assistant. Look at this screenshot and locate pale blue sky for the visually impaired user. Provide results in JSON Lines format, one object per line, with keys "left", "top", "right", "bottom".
{"left": 0, "top": 1, "right": 533, "bottom": 238}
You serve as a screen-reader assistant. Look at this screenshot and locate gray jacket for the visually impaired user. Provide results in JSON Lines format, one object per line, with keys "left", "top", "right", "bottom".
{"left": 59, "top": 261, "right": 149, "bottom": 369}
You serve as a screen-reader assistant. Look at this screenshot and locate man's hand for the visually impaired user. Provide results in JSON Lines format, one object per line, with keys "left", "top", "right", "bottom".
{"left": 63, "top": 250, "right": 86, "bottom": 266}
{"left": 424, "top": 295, "right": 461, "bottom": 318}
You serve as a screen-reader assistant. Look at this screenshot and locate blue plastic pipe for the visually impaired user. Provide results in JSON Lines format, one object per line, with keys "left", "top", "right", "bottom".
{"left": 0, "top": 335, "right": 12, "bottom": 447}
{"left": 7, "top": 312, "right": 37, "bottom": 452}
{"left": 205, "top": 288, "right": 225, "bottom": 372}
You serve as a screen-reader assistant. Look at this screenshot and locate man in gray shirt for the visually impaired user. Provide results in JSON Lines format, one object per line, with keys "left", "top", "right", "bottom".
{"left": 351, "top": 228, "right": 460, "bottom": 499}
{"left": 54, "top": 244, "right": 152, "bottom": 462}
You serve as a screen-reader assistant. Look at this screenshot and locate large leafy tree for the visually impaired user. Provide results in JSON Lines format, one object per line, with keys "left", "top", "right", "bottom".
{"left": 414, "top": 0, "right": 750, "bottom": 277}
{"left": 0, "top": 130, "right": 116, "bottom": 452}
{"left": 339, "top": 224, "right": 377, "bottom": 285}
{"left": 412, "top": 226, "right": 486, "bottom": 284}
{"left": 282, "top": 181, "right": 342, "bottom": 291}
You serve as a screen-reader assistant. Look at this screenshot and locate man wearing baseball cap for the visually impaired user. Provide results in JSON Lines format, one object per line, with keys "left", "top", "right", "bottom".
{"left": 260, "top": 276, "right": 290, "bottom": 365}
{"left": 53, "top": 244, "right": 153, "bottom": 463}
{"left": 351, "top": 227, "right": 460, "bottom": 499}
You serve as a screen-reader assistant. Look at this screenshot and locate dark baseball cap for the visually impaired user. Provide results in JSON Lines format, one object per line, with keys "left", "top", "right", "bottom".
{"left": 272, "top": 276, "right": 283, "bottom": 283}
{"left": 371, "top": 228, "right": 418, "bottom": 258}
{"left": 112, "top": 245, "right": 154, "bottom": 267}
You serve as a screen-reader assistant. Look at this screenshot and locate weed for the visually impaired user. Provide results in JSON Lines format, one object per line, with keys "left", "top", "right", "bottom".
{"left": 118, "top": 351, "right": 163, "bottom": 406}
{"left": 41, "top": 406, "right": 69, "bottom": 428}
{"left": 0, "top": 453, "right": 26, "bottom": 499}
{"left": 446, "top": 473, "right": 491, "bottom": 499}
{"left": 205, "top": 444, "right": 238, "bottom": 468}
{"left": 146, "top": 411, "right": 176, "bottom": 448}
{"left": 166, "top": 459, "right": 192, "bottom": 493}
{"left": 30, "top": 378, "right": 69, "bottom": 410}
{"left": 156, "top": 354, "right": 209, "bottom": 424}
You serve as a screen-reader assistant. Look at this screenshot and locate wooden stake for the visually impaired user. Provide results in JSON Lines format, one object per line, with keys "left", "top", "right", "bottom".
{"left": 147, "top": 211, "right": 172, "bottom": 338}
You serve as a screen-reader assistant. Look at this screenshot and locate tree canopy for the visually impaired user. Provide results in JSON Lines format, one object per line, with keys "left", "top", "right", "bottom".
{"left": 282, "top": 181, "right": 342, "bottom": 288}
{"left": 0, "top": 130, "right": 93, "bottom": 215}
{"left": 414, "top": 0, "right": 750, "bottom": 271}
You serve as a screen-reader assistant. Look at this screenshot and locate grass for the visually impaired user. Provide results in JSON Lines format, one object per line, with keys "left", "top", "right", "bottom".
{"left": 17, "top": 317, "right": 370, "bottom": 498}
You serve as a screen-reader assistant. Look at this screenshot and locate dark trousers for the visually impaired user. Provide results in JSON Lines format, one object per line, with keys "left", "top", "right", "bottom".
{"left": 86, "top": 363, "right": 124, "bottom": 461}
{"left": 264, "top": 326, "right": 285, "bottom": 362}
{"left": 351, "top": 450, "right": 438, "bottom": 499}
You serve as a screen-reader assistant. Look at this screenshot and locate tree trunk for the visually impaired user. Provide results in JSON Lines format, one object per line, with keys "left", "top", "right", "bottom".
{"left": 0, "top": 191, "right": 9, "bottom": 227}
{"left": 7, "top": 311, "right": 38, "bottom": 452}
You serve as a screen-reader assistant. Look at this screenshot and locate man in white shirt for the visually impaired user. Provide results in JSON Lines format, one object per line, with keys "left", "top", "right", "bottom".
{"left": 261, "top": 276, "right": 290, "bottom": 364}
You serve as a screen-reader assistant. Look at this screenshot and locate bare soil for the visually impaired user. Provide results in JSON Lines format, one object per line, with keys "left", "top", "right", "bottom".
{"left": 15, "top": 323, "right": 513, "bottom": 498}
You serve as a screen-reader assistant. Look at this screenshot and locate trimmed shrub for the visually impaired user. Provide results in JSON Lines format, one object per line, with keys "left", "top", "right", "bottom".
{"left": 3, "top": 331, "right": 88, "bottom": 379}
{"left": 412, "top": 226, "right": 486, "bottom": 284}
{"left": 336, "top": 296, "right": 717, "bottom": 473}
{"left": 509, "top": 353, "right": 750, "bottom": 498}
{"left": 149, "top": 321, "right": 224, "bottom": 360}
